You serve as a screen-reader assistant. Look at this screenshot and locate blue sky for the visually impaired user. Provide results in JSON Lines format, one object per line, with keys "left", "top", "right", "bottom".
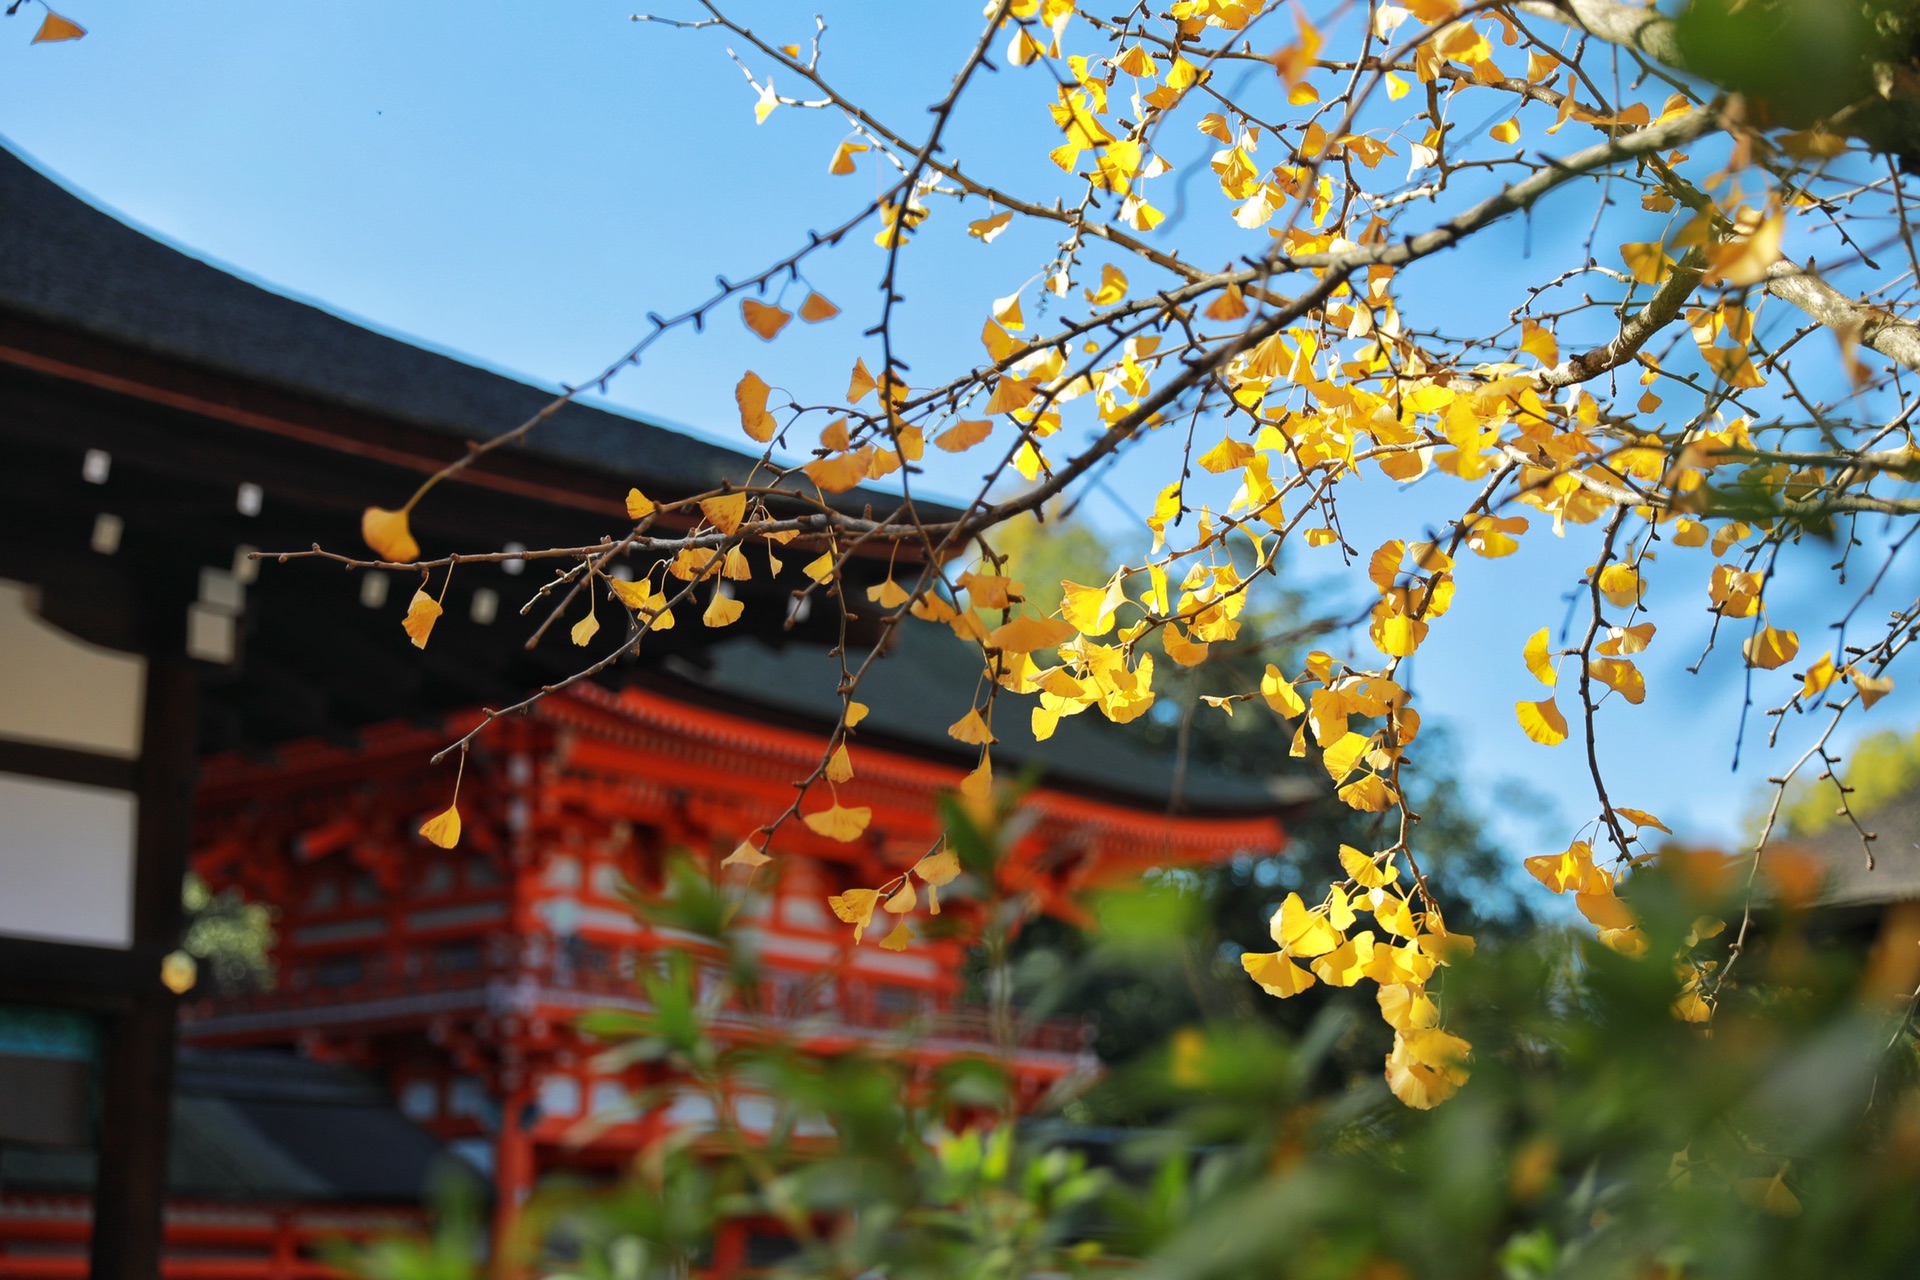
{"left": 8, "top": 0, "right": 1915, "bottom": 862}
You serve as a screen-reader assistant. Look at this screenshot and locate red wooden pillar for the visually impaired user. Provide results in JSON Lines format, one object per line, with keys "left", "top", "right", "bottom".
{"left": 268, "top": 1210, "right": 296, "bottom": 1280}
{"left": 709, "top": 1221, "right": 746, "bottom": 1279}
{"left": 491, "top": 1086, "right": 535, "bottom": 1276}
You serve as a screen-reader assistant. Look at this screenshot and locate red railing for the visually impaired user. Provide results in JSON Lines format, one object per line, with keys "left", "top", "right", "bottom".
{"left": 181, "top": 936, "right": 1089, "bottom": 1058}
{"left": 0, "top": 1197, "right": 422, "bottom": 1280}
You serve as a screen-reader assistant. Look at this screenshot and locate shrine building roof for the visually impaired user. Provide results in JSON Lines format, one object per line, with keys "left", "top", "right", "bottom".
{"left": 0, "top": 138, "right": 944, "bottom": 520}
{"left": 0, "top": 1049, "right": 451, "bottom": 1203}
{"left": 655, "top": 619, "right": 1318, "bottom": 813}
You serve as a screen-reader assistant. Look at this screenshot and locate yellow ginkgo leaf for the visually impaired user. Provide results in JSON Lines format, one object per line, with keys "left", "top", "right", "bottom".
{"left": 1312, "top": 930, "right": 1377, "bottom": 987}
{"left": 987, "top": 614, "right": 1076, "bottom": 655}
{"left": 608, "top": 577, "right": 656, "bottom": 610}
{"left": 1516, "top": 698, "right": 1569, "bottom": 746}
{"left": 828, "top": 887, "right": 880, "bottom": 941}
{"left": 1525, "top": 841, "right": 1604, "bottom": 895}
{"left": 1340, "top": 845, "right": 1400, "bottom": 889}
{"left": 824, "top": 743, "right": 855, "bottom": 784}
{"left": 721, "top": 840, "right": 771, "bottom": 869}
{"left": 419, "top": 805, "right": 462, "bottom": 850}
{"left": 1589, "top": 657, "right": 1646, "bottom": 705}
{"left": 984, "top": 376, "right": 1038, "bottom": 415}
{"left": 1060, "top": 578, "right": 1126, "bottom": 637}
{"left": 702, "top": 593, "right": 744, "bottom": 627}
{"left": 1616, "top": 808, "right": 1671, "bottom": 833}
{"left": 1852, "top": 668, "right": 1895, "bottom": 709}
{"left": 362, "top": 507, "right": 420, "bottom": 563}
{"left": 1374, "top": 893, "right": 1417, "bottom": 939}
{"left": 1800, "top": 651, "right": 1836, "bottom": 699}
{"left": 1338, "top": 772, "right": 1396, "bottom": 812}
{"left": 1272, "top": 892, "right": 1341, "bottom": 958}
{"left": 928, "top": 421, "right": 989, "bottom": 457}
{"left": 879, "top": 918, "right": 913, "bottom": 951}
{"left": 867, "top": 578, "right": 910, "bottom": 609}
{"left": 32, "top": 11, "right": 86, "bottom": 42}
{"left": 625, "top": 488, "right": 655, "bottom": 520}
{"left": 1204, "top": 284, "right": 1249, "bottom": 321}
{"left": 736, "top": 371, "right": 777, "bottom": 443}
{"left": 1596, "top": 563, "right": 1643, "bottom": 607}
{"left": 1196, "top": 436, "right": 1255, "bottom": 474}
{"left": 1621, "top": 241, "right": 1674, "bottom": 285}
{"left": 1084, "top": 262, "right": 1128, "bottom": 305}
{"left": 1519, "top": 319, "right": 1558, "bottom": 364}
{"left": 1576, "top": 887, "right": 1636, "bottom": 932}
{"left": 968, "top": 210, "right": 1013, "bottom": 242}
{"left": 742, "top": 299, "right": 791, "bottom": 341}
{"left": 1377, "top": 984, "right": 1438, "bottom": 1032}
{"left": 1597, "top": 622, "right": 1655, "bottom": 655}
{"left": 991, "top": 291, "right": 1025, "bottom": 331}
{"left": 1708, "top": 212, "right": 1785, "bottom": 287}
{"left": 804, "top": 450, "right": 874, "bottom": 493}
{"left": 958, "top": 755, "right": 992, "bottom": 805}
{"left": 1370, "top": 939, "right": 1438, "bottom": 987}
{"left": 1743, "top": 625, "right": 1799, "bottom": 670}
{"left": 1321, "top": 730, "right": 1373, "bottom": 782}
{"left": 947, "top": 708, "right": 996, "bottom": 745}
{"left": 570, "top": 611, "right": 600, "bottom": 647}
{"left": 957, "top": 571, "right": 1016, "bottom": 609}
{"left": 913, "top": 847, "right": 960, "bottom": 887}
{"left": 805, "top": 802, "right": 872, "bottom": 843}
{"left": 1523, "top": 627, "right": 1556, "bottom": 687}
{"left": 803, "top": 552, "right": 836, "bottom": 583}
{"left": 883, "top": 879, "right": 917, "bottom": 914}
{"left": 160, "top": 950, "right": 197, "bottom": 995}
{"left": 1738, "top": 1165, "right": 1803, "bottom": 1218}
{"left": 799, "top": 292, "right": 840, "bottom": 323}
{"left": 1385, "top": 1027, "right": 1471, "bottom": 1109}
{"left": 844, "top": 701, "right": 869, "bottom": 728}
{"left": 701, "top": 492, "right": 748, "bottom": 535}
{"left": 828, "top": 140, "right": 869, "bottom": 174}
{"left": 402, "top": 590, "right": 442, "bottom": 650}
{"left": 1242, "top": 950, "right": 1317, "bottom": 998}
{"left": 1260, "top": 665, "right": 1304, "bottom": 717}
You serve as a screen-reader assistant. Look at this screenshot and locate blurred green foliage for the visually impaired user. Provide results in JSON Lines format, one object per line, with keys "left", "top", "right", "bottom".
{"left": 180, "top": 872, "right": 276, "bottom": 992}
{"left": 1775, "top": 725, "right": 1920, "bottom": 836}
{"left": 346, "top": 799, "right": 1920, "bottom": 1280}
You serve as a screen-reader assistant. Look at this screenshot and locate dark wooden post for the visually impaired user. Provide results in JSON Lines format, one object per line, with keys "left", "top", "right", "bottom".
{"left": 88, "top": 655, "right": 195, "bottom": 1280}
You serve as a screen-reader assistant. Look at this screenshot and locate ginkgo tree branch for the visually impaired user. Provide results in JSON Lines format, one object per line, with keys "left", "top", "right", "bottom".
{"left": 1537, "top": 252, "right": 1707, "bottom": 388}
{"left": 281, "top": 0, "right": 1920, "bottom": 1110}
{"left": 681, "top": 0, "right": 1219, "bottom": 284}
{"left": 1764, "top": 259, "right": 1920, "bottom": 375}
{"left": 1512, "top": 0, "right": 1685, "bottom": 70}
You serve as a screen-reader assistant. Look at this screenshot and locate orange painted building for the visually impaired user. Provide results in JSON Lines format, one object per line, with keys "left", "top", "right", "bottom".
{"left": 179, "top": 667, "right": 1289, "bottom": 1257}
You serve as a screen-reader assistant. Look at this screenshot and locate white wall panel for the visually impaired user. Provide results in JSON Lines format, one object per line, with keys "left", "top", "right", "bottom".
{"left": 0, "top": 772, "right": 136, "bottom": 949}
{"left": 0, "top": 579, "right": 145, "bottom": 758}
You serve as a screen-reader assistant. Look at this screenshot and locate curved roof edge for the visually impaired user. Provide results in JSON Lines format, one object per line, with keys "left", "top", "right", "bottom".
{"left": 0, "top": 138, "right": 957, "bottom": 519}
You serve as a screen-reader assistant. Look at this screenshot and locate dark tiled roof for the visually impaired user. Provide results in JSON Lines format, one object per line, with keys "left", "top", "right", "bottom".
{"left": 0, "top": 138, "right": 942, "bottom": 516}
{"left": 663, "top": 619, "right": 1317, "bottom": 813}
{"left": 1786, "top": 787, "right": 1920, "bottom": 909}
{"left": 0, "top": 1050, "right": 449, "bottom": 1202}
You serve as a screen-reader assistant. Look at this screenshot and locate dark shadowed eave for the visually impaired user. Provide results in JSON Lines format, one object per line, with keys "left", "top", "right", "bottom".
{"left": 1782, "top": 787, "right": 1920, "bottom": 910}
{"left": 649, "top": 618, "right": 1320, "bottom": 816}
{"left": 0, "top": 138, "right": 958, "bottom": 521}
